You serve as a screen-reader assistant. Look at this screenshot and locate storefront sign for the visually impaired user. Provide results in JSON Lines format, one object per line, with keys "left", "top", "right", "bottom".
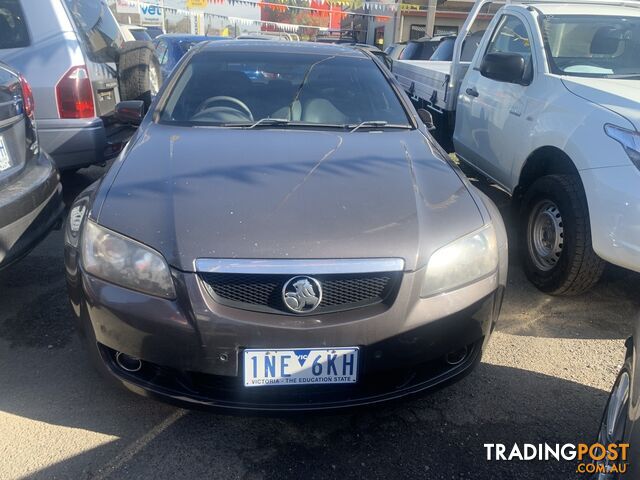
{"left": 116, "top": 0, "right": 138, "bottom": 14}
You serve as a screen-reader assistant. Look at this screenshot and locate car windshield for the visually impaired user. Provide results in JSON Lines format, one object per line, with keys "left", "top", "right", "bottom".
{"left": 429, "top": 38, "right": 455, "bottom": 61}
{"left": 401, "top": 40, "right": 439, "bottom": 60}
{"left": 541, "top": 15, "right": 640, "bottom": 78}
{"left": 159, "top": 50, "right": 412, "bottom": 128}
{"left": 131, "top": 29, "right": 151, "bottom": 42}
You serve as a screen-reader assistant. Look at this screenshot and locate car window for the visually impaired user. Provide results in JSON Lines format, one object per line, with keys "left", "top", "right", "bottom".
{"left": 460, "top": 30, "right": 485, "bottom": 62}
{"left": 401, "top": 40, "right": 439, "bottom": 61}
{"left": 64, "top": 0, "right": 123, "bottom": 63}
{"left": 0, "top": 0, "right": 30, "bottom": 49}
{"left": 131, "top": 29, "right": 151, "bottom": 42}
{"left": 486, "top": 15, "right": 532, "bottom": 62}
{"left": 541, "top": 15, "right": 640, "bottom": 77}
{"left": 178, "top": 41, "right": 199, "bottom": 56}
{"left": 160, "top": 51, "right": 411, "bottom": 128}
{"left": 429, "top": 38, "right": 455, "bottom": 61}
{"left": 155, "top": 40, "right": 168, "bottom": 65}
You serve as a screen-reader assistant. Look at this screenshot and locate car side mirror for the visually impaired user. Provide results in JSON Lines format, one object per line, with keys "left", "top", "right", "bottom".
{"left": 115, "top": 100, "right": 145, "bottom": 125}
{"left": 480, "top": 52, "right": 527, "bottom": 85}
{"left": 417, "top": 108, "right": 435, "bottom": 131}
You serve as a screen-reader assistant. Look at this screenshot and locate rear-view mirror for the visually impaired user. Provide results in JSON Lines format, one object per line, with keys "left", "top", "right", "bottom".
{"left": 417, "top": 108, "right": 435, "bottom": 131}
{"left": 115, "top": 100, "right": 145, "bottom": 125}
{"left": 480, "top": 52, "right": 528, "bottom": 85}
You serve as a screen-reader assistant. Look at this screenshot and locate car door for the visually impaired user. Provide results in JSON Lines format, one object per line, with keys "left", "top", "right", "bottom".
{"left": 454, "top": 13, "right": 536, "bottom": 190}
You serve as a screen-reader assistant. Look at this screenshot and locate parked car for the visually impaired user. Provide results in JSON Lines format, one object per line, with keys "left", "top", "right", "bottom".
{"left": 398, "top": 36, "right": 445, "bottom": 61}
{"left": 596, "top": 315, "right": 639, "bottom": 478}
{"left": 120, "top": 24, "right": 151, "bottom": 42}
{"left": 430, "top": 31, "right": 486, "bottom": 62}
{"left": 0, "top": 0, "right": 161, "bottom": 171}
{"left": 399, "top": 33, "right": 485, "bottom": 62}
{"left": 350, "top": 43, "right": 392, "bottom": 70}
{"left": 315, "top": 30, "right": 358, "bottom": 44}
{"left": 144, "top": 26, "right": 164, "bottom": 39}
{"left": 153, "top": 34, "right": 226, "bottom": 79}
{"left": 0, "top": 61, "right": 63, "bottom": 269}
{"left": 237, "top": 32, "right": 298, "bottom": 41}
{"left": 385, "top": 42, "right": 406, "bottom": 60}
{"left": 65, "top": 41, "right": 508, "bottom": 411}
{"left": 394, "top": 0, "right": 640, "bottom": 295}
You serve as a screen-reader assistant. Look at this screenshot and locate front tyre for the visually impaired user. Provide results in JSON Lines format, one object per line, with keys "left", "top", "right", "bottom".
{"left": 519, "top": 174, "right": 604, "bottom": 295}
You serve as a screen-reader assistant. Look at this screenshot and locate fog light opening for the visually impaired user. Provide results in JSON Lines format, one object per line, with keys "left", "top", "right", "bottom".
{"left": 115, "top": 352, "right": 143, "bottom": 372}
{"left": 445, "top": 347, "right": 468, "bottom": 366}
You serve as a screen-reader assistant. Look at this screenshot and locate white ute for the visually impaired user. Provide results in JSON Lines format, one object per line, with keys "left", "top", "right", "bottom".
{"left": 394, "top": 0, "right": 640, "bottom": 295}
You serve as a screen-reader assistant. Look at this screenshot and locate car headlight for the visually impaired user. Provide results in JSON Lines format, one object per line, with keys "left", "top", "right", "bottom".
{"left": 605, "top": 124, "right": 640, "bottom": 169}
{"left": 81, "top": 220, "right": 176, "bottom": 299}
{"left": 64, "top": 203, "right": 88, "bottom": 248}
{"left": 421, "top": 223, "right": 498, "bottom": 297}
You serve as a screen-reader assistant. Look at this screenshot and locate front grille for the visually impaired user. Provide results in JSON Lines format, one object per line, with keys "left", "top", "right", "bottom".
{"left": 199, "top": 271, "right": 401, "bottom": 315}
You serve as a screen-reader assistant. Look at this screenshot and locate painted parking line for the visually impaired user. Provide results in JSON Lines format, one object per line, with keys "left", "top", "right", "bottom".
{"left": 93, "top": 409, "right": 187, "bottom": 480}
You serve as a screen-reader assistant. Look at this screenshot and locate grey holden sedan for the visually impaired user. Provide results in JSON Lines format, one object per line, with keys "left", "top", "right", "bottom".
{"left": 65, "top": 41, "right": 507, "bottom": 410}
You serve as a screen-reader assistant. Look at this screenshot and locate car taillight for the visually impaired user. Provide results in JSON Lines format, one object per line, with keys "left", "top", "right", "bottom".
{"left": 55, "top": 66, "right": 95, "bottom": 119}
{"left": 18, "top": 74, "right": 35, "bottom": 119}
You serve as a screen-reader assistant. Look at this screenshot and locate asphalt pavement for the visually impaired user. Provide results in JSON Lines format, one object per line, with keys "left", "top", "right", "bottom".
{"left": 0, "top": 165, "right": 639, "bottom": 480}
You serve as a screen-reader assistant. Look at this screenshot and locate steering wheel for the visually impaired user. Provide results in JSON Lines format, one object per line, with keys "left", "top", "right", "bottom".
{"left": 196, "top": 96, "right": 253, "bottom": 121}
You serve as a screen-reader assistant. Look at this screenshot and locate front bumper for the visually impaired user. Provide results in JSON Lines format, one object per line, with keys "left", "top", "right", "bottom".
{"left": 68, "top": 263, "right": 503, "bottom": 411}
{"left": 0, "top": 153, "right": 63, "bottom": 269}
{"left": 581, "top": 165, "right": 640, "bottom": 273}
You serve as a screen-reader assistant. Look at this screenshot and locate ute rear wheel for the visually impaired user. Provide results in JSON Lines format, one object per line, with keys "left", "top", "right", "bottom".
{"left": 118, "top": 41, "right": 162, "bottom": 109}
{"left": 519, "top": 174, "right": 604, "bottom": 295}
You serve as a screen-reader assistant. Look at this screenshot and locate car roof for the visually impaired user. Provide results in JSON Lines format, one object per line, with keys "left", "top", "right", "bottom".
{"left": 350, "top": 43, "right": 379, "bottom": 50}
{"left": 197, "top": 40, "right": 369, "bottom": 57}
{"left": 410, "top": 35, "right": 455, "bottom": 43}
{"left": 236, "top": 34, "right": 284, "bottom": 39}
{"left": 156, "top": 34, "right": 224, "bottom": 42}
{"left": 510, "top": 3, "right": 640, "bottom": 16}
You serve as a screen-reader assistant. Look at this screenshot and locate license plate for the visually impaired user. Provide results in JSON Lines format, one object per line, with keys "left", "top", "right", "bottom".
{"left": 243, "top": 347, "right": 359, "bottom": 387}
{"left": 0, "top": 136, "right": 10, "bottom": 172}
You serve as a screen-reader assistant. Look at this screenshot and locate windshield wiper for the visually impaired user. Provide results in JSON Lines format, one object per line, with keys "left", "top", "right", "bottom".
{"left": 605, "top": 74, "right": 640, "bottom": 79}
{"left": 241, "top": 119, "right": 346, "bottom": 129}
{"left": 349, "top": 121, "right": 412, "bottom": 133}
{"left": 246, "top": 117, "right": 291, "bottom": 129}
